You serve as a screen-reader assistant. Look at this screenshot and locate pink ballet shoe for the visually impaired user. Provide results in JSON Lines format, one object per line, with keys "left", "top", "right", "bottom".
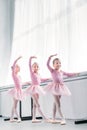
{"left": 46, "top": 119, "right": 61, "bottom": 124}
{"left": 44, "top": 119, "right": 53, "bottom": 123}
{"left": 60, "top": 119, "right": 66, "bottom": 125}
{"left": 32, "top": 119, "right": 42, "bottom": 123}
{"left": 10, "top": 118, "right": 17, "bottom": 123}
{"left": 17, "top": 118, "right": 21, "bottom": 123}
{"left": 51, "top": 119, "right": 61, "bottom": 124}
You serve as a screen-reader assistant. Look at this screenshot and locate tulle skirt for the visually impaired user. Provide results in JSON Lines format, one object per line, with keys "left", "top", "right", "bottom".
{"left": 8, "top": 88, "right": 25, "bottom": 100}
{"left": 25, "top": 85, "right": 46, "bottom": 96}
{"left": 44, "top": 82, "right": 71, "bottom": 96}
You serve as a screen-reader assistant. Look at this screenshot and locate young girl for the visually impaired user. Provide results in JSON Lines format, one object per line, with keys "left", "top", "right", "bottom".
{"left": 44, "top": 54, "right": 79, "bottom": 125}
{"left": 26, "top": 56, "right": 50, "bottom": 123}
{"left": 8, "top": 56, "right": 23, "bottom": 123}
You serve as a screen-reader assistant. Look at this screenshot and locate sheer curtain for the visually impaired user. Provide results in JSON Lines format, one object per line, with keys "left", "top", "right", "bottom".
{"left": 0, "top": 0, "right": 15, "bottom": 86}
{"left": 0, "top": 0, "right": 87, "bottom": 119}
{"left": 7, "top": 0, "right": 87, "bottom": 84}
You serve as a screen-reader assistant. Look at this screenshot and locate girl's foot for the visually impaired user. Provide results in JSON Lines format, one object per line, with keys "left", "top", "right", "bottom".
{"left": 60, "top": 119, "right": 66, "bottom": 125}
{"left": 44, "top": 119, "right": 53, "bottom": 123}
{"left": 17, "top": 118, "right": 21, "bottom": 123}
{"left": 32, "top": 119, "right": 42, "bottom": 123}
{"left": 45, "top": 119, "right": 60, "bottom": 123}
{"left": 10, "top": 118, "right": 17, "bottom": 122}
{"left": 51, "top": 119, "right": 61, "bottom": 124}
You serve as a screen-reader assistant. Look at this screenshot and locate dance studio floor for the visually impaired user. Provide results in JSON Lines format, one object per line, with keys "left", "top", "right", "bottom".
{"left": 0, "top": 117, "right": 87, "bottom": 130}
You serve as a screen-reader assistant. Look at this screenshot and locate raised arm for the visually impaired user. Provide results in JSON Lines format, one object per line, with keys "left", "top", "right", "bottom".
{"left": 11, "top": 56, "right": 22, "bottom": 72}
{"left": 29, "top": 56, "right": 37, "bottom": 73}
{"left": 47, "top": 54, "right": 57, "bottom": 72}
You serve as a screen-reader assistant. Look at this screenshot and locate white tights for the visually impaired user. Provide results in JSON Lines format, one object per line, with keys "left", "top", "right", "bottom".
{"left": 10, "top": 98, "right": 20, "bottom": 119}
{"left": 32, "top": 94, "right": 47, "bottom": 120}
{"left": 53, "top": 95, "right": 64, "bottom": 120}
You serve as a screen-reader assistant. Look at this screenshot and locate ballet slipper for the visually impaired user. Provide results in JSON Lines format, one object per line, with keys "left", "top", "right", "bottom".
{"left": 32, "top": 119, "right": 42, "bottom": 123}
{"left": 10, "top": 118, "right": 17, "bottom": 122}
{"left": 60, "top": 119, "right": 66, "bottom": 125}
{"left": 51, "top": 119, "right": 61, "bottom": 124}
{"left": 44, "top": 119, "right": 53, "bottom": 123}
{"left": 17, "top": 118, "right": 21, "bottom": 123}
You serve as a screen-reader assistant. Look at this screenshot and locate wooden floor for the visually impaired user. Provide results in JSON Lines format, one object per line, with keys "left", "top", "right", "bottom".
{"left": 0, "top": 117, "right": 87, "bottom": 130}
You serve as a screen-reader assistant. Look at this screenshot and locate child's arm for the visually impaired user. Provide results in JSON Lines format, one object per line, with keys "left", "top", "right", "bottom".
{"left": 61, "top": 70, "right": 79, "bottom": 77}
{"left": 11, "top": 56, "right": 22, "bottom": 72}
{"left": 29, "top": 56, "right": 37, "bottom": 73}
{"left": 47, "top": 54, "right": 57, "bottom": 72}
{"left": 12, "top": 56, "right": 22, "bottom": 68}
{"left": 22, "top": 81, "right": 31, "bottom": 86}
{"left": 41, "top": 78, "right": 52, "bottom": 83}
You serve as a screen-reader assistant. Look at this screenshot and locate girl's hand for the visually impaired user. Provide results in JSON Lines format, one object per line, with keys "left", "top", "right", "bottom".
{"left": 18, "top": 56, "right": 22, "bottom": 59}
{"left": 30, "top": 56, "right": 37, "bottom": 59}
{"left": 50, "top": 54, "right": 57, "bottom": 58}
{"left": 12, "top": 56, "right": 22, "bottom": 68}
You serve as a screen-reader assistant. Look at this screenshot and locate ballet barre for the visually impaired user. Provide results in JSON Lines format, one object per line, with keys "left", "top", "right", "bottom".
{"left": 0, "top": 71, "right": 87, "bottom": 123}
{"left": 64, "top": 72, "right": 87, "bottom": 124}
{"left": 0, "top": 82, "right": 49, "bottom": 121}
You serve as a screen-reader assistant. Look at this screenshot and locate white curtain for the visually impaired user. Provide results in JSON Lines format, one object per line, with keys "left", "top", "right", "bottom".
{"left": 0, "top": 0, "right": 87, "bottom": 119}
{"left": 0, "top": 0, "right": 15, "bottom": 86}
{"left": 7, "top": 0, "right": 87, "bottom": 84}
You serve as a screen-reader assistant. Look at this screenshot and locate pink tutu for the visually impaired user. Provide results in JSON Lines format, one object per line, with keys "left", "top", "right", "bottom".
{"left": 25, "top": 85, "right": 46, "bottom": 96}
{"left": 8, "top": 88, "right": 25, "bottom": 100}
{"left": 44, "top": 82, "right": 71, "bottom": 96}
